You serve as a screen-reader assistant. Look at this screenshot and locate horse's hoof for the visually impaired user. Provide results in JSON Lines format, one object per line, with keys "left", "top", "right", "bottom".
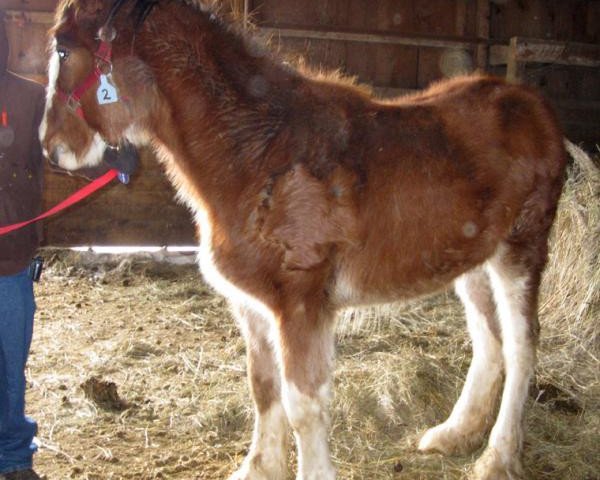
{"left": 470, "top": 447, "right": 524, "bottom": 480}
{"left": 418, "top": 423, "right": 484, "bottom": 456}
{"left": 228, "top": 454, "right": 287, "bottom": 480}
{"left": 228, "top": 468, "right": 269, "bottom": 480}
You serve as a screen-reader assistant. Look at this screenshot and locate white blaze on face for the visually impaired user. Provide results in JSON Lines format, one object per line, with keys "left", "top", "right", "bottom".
{"left": 55, "top": 133, "right": 108, "bottom": 170}
{"left": 39, "top": 39, "right": 108, "bottom": 171}
{"left": 39, "top": 39, "right": 60, "bottom": 153}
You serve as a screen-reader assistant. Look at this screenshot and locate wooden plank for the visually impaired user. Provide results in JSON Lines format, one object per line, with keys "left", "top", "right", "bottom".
{"left": 413, "top": 0, "right": 459, "bottom": 37}
{"left": 489, "top": 44, "right": 509, "bottom": 66}
{"left": 456, "top": 0, "right": 467, "bottom": 37}
{"left": 374, "top": 44, "right": 418, "bottom": 89}
{"left": 258, "top": 25, "right": 481, "bottom": 49}
{"left": 475, "top": 0, "right": 490, "bottom": 69}
{"left": 506, "top": 37, "right": 524, "bottom": 83}
{"left": 587, "top": 2, "right": 600, "bottom": 43}
{"left": 417, "top": 47, "right": 443, "bottom": 88}
{"left": 0, "top": 0, "right": 56, "bottom": 12}
{"left": 4, "top": 10, "right": 53, "bottom": 77}
{"left": 491, "top": 37, "right": 600, "bottom": 68}
{"left": 514, "top": 37, "right": 600, "bottom": 67}
{"left": 3, "top": 9, "right": 54, "bottom": 23}
{"left": 43, "top": 151, "right": 196, "bottom": 246}
{"left": 372, "top": 86, "right": 418, "bottom": 99}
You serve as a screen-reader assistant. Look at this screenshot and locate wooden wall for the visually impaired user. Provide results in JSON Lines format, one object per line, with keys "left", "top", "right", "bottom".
{"left": 248, "top": 0, "right": 599, "bottom": 142}
{"left": 44, "top": 153, "right": 196, "bottom": 246}
{"left": 3, "top": 1, "right": 599, "bottom": 246}
{"left": 252, "top": 0, "right": 487, "bottom": 89}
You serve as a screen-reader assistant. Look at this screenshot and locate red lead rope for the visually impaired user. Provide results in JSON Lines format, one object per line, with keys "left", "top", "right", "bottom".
{"left": 0, "top": 169, "right": 119, "bottom": 236}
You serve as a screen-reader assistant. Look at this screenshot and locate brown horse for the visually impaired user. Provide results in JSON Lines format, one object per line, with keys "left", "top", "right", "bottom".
{"left": 40, "top": 1, "right": 567, "bottom": 479}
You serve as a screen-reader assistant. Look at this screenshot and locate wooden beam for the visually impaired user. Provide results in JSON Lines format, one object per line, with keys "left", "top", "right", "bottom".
{"left": 258, "top": 25, "right": 482, "bottom": 50}
{"left": 475, "top": 0, "right": 490, "bottom": 69}
{"left": 0, "top": 0, "right": 56, "bottom": 12}
{"left": 490, "top": 37, "right": 600, "bottom": 68}
{"left": 456, "top": 0, "right": 467, "bottom": 37}
{"left": 43, "top": 152, "right": 196, "bottom": 246}
{"left": 4, "top": 9, "right": 54, "bottom": 23}
{"left": 506, "top": 37, "right": 524, "bottom": 83}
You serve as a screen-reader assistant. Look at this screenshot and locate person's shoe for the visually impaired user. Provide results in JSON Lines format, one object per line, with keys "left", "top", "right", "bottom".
{"left": 0, "top": 469, "right": 42, "bottom": 480}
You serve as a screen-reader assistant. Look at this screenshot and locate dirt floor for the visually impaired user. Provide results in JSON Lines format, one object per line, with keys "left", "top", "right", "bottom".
{"left": 26, "top": 150, "right": 599, "bottom": 480}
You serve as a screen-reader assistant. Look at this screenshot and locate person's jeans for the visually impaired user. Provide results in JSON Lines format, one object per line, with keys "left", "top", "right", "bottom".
{"left": 0, "top": 269, "right": 37, "bottom": 474}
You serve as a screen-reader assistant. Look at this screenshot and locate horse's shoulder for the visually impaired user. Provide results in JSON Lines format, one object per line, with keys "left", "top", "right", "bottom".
{"left": 255, "top": 164, "right": 360, "bottom": 270}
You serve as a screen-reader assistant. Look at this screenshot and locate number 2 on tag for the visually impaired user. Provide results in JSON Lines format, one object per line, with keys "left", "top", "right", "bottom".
{"left": 97, "top": 74, "right": 119, "bottom": 105}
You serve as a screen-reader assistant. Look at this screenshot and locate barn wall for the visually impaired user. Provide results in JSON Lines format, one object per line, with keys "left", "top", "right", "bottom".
{"left": 253, "top": 0, "right": 484, "bottom": 89}
{"left": 250, "top": 0, "right": 599, "bottom": 143}
{"left": 3, "top": 1, "right": 599, "bottom": 246}
{"left": 43, "top": 152, "right": 196, "bottom": 246}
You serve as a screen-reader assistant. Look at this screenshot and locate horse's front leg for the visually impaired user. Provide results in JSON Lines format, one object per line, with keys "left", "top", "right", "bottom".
{"left": 230, "top": 304, "right": 290, "bottom": 480}
{"left": 277, "top": 303, "right": 337, "bottom": 480}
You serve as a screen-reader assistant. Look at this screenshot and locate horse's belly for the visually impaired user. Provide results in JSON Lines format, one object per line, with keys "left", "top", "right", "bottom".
{"left": 333, "top": 226, "right": 499, "bottom": 308}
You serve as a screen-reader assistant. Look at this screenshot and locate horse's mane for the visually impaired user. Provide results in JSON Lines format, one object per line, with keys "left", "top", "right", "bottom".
{"left": 55, "top": 0, "right": 376, "bottom": 103}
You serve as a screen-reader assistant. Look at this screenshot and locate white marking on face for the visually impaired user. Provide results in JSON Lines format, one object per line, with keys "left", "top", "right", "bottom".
{"left": 39, "top": 39, "right": 60, "bottom": 151}
{"left": 55, "top": 133, "right": 107, "bottom": 170}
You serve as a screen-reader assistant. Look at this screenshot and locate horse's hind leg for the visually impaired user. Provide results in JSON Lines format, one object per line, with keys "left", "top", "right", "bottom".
{"left": 419, "top": 267, "right": 503, "bottom": 456}
{"left": 229, "top": 304, "right": 290, "bottom": 480}
{"left": 473, "top": 239, "right": 547, "bottom": 480}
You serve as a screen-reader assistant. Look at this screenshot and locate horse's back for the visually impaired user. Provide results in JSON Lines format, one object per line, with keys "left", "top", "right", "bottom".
{"left": 332, "top": 75, "right": 566, "bottom": 306}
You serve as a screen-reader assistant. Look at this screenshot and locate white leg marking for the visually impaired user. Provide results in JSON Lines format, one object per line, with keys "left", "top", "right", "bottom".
{"left": 231, "top": 307, "right": 289, "bottom": 480}
{"left": 39, "top": 40, "right": 60, "bottom": 148}
{"left": 474, "top": 257, "right": 532, "bottom": 478}
{"left": 282, "top": 382, "right": 335, "bottom": 480}
{"left": 230, "top": 403, "right": 289, "bottom": 480}
{"left": 54, "top": 133, "right": 107, "bottom": 170}
{"left": 487, "top": 266, "right": 530, "bottom": 454}
{"left": 419, "top": 272, "right": 503, "bottom": 455}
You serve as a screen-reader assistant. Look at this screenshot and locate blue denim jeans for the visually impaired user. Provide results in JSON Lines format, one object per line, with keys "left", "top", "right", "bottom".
{"left": 0, "top": 269, "right": 37, "bottom": 474}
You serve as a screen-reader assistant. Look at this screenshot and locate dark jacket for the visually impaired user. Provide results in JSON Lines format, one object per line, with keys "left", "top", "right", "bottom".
{"left": 0, "top": 71, "right": 46, "bottom": 275}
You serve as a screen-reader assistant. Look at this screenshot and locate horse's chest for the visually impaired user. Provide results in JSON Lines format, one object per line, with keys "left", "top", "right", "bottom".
{"left": 197, "top": 232, "right": 274, "bottom": 318}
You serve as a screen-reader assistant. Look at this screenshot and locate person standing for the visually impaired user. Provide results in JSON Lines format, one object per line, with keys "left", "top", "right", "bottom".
{"left": 0, "top": 9, "right": 45, "bottom": 480}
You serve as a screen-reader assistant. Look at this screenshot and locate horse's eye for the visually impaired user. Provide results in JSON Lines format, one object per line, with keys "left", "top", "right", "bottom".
{"left": 57, "top": 46, "right": 70, "bottom": 62}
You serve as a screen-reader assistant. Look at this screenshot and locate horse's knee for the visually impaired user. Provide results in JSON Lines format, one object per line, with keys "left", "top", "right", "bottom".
{"left": 281, "top": 381, "right": 331, "bottom": 432}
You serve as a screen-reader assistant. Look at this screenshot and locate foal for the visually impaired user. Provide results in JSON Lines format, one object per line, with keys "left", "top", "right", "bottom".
{"left": 40, "top": 1, "right": 567, "bottom": 479}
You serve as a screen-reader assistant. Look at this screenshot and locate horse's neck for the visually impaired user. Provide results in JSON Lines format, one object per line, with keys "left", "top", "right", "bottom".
{"left": 139, "top": 9, "right": 297, "bottom": 188}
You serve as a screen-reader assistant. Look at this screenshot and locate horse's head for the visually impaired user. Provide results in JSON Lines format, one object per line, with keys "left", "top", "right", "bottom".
{"left": 40, "top": 0, "right": 154, "bottom": 170}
